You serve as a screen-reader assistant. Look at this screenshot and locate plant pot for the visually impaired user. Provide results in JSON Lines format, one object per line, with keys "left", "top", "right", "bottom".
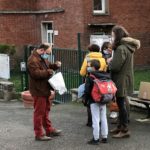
{"left": 21, "top": 90, "right": 34, "bottom": 108}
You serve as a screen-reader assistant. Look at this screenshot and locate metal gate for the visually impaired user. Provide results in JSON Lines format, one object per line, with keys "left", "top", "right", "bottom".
{"left": 22, "top": 34, "right": 87, "bottom": 103}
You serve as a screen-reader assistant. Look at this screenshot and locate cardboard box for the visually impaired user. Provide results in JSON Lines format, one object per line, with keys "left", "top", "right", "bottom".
{"left": 138, "top": 82, "right": 150, "bottom": 100}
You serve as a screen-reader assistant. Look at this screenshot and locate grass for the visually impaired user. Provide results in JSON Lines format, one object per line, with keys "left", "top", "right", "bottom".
{"left": 9, "top": 72, "right": 22, "bottom": 92}
{"left": 134, "top": 70, "right": 150, "bottom": 90}
{"left": 9, "top": 70, "right": 150, "bottom": 92}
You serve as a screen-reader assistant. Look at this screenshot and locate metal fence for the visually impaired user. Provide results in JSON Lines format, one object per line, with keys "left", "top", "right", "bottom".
{"left": 50, "top": 47, "right": 87, "bottom": 103}
{"left": 22, "top": 44, "right": 87, "bottom": 103}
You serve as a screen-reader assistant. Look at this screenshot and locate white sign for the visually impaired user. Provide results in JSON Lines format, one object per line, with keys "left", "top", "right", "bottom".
{"left": 0, "top": 54, "right": 10, "bottom": 79}
{"left": 20, "top": 62, "right": 26, "bottom": 72}
{"left": 90, "top": 35, "right": 111, "bottom": 50}
{"left": 54, "top": 30, "right": 58, "bottom": 35}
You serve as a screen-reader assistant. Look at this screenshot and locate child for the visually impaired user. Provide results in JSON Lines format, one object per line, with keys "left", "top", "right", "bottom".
{"left": 84, "top": 59, "right": 110, "bottom": 145}
{"left": 101, "top": 42, "right": 112, "bottom": 60}
{"left": 80, "top": 44, "right": 107, "bottom": 127}
{"left": 80, "top": 44, "right": 107, "bottom": 76}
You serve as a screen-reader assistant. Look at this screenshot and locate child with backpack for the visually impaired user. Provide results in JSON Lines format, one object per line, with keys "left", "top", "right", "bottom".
{"left": 84, "top": 59, "right": 117, "bottom": 145}
{"left": 80, "top": 44, "right": 107, "bottom": 127}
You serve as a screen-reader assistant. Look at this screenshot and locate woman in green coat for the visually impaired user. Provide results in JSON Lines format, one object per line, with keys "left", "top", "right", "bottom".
{"left": 108, "top": 25, "right": 140, "bottom": 138}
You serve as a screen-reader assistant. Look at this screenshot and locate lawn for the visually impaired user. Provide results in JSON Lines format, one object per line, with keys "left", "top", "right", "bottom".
{"left": 9, "top": 70, "right": 150, "bottom": 92}
{"left": 134, "top": 69, "right": 150, "bottom": 90}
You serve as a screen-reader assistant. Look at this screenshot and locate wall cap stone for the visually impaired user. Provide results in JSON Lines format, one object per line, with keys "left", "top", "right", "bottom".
{"left": 0, "top": 7, "right": 65, "bottom": 14}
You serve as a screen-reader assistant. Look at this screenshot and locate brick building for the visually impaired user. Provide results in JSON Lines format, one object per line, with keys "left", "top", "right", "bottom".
{"left": 0, "top": 0, "right": 149, "bottom": 66}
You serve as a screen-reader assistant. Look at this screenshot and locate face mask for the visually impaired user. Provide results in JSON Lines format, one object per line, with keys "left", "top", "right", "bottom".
{"left": 87, "top": 67, "right": 93, "bottom": 73}
{"left": 103, "top": 50, "right": 109, "bottom": 55}
{"left": 41, "top": 54, "right": 49, "bottom": 59}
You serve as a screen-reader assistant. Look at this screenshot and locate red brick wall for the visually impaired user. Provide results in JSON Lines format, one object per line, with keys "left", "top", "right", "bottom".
{"left": 82, "top": 0, "right": 150, "bottom": 66}
{"left": 0, "top": 0, "right": 149, "bottom": 66}
{"left": 0, "top": 0, "right": 36, "bottom": 10}
{"left": 109, "top": 0, "right": 150, "bottom": 66}
{"left": 0, "top": 0, "right": 84, "bottom": 49}
{"left": 36, "top": 0, "right": 62, "bottom": 10}
{"left": 0, "top": 15, "right": 40, "bottom": 45}
{"left": 36, "top": 0, "right": 85, "bottom": 48}
{"left": 83, "top": 0, "right": 150, "bottom": 34}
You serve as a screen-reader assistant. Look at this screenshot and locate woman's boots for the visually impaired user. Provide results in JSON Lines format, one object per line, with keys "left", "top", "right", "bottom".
{"left": 111, "top": 127, "right": 130, "bottom": 138}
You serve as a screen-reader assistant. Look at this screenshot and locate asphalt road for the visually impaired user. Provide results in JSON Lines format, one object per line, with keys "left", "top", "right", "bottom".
{"left": 0, "top": 101, "right": 150, "bottom": 150}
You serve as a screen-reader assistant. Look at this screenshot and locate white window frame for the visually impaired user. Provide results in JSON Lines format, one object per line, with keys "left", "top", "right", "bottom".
{"left": 41, "top": 21, "right": 54, "bottom": 45}
{"left": 93, "top": 0, "right": 106, "bottom": 14}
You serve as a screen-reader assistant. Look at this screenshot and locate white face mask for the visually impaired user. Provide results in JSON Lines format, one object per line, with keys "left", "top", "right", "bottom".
{"left": 87, "top": 67, "right": 93, "bottom": 73}
{"left": 103, "top": 50, "right": 109, "bottom": 55}
{"left": 41, "top": 53, "right": 49, "bottom": 59}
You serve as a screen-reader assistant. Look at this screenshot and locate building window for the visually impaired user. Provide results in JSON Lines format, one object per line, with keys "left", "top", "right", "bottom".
{"left": 41, "top": 22, "right": 54, "bottom": 44}
{"left": 93, "top": 0, "right": 108, "bottom": 14}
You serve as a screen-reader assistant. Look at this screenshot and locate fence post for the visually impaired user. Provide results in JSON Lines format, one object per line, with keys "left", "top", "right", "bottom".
{"left": 24, "top": 45, "right": 29, "bottom": 90}
{"left": 20, "top": 62, "right": 24, "bottom": 91}
{"left": 77, "top": 33, "right": 82, "bottom": 84}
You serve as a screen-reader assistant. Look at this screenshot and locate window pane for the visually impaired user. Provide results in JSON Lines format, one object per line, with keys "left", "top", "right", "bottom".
{"left": 94, "top": 0, "right": 102, "bottom": 10}
{"left": 47, "top": 24, "right": 52, "bottom": 30}
{"left": 47, "top": 32, "right": 53, "bottom": 44}
{"left": 48, "top": 33, "right": 51, "bottom": 43}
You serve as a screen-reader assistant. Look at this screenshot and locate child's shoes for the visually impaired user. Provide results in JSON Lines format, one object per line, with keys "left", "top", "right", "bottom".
{"left": 87, "top": 138, "right": 99, "bottom": 145}
{"left": 101, "top": 138, "right": 108, "bottom": 143}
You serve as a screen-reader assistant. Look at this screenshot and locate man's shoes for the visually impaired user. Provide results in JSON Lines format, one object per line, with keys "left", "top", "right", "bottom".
{"left": 101, "top": 138, "right": 108, "bottom": 143}
{"left": 47, "top": 129, "right": 62, "bottom": 137}
{"left": 35, "top": 135, "right": 52, "bottom": 141}
{"left": 112, "top": 131, "right": 130, "bottom": 138}
{"left": 110, "top": 128, "right": 121, "bottom": 134}
{"left": 87, "top": 138, "right": 99, "bottom": 145}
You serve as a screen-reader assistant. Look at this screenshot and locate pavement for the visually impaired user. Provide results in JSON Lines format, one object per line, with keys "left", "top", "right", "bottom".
{"left": 0, "top": 101, "right": 150, "bottom": 150}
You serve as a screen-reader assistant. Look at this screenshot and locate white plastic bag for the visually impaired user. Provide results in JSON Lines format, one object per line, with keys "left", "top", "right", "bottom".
{"left": 48, "top": 72, "right": 67, "bottom": 95}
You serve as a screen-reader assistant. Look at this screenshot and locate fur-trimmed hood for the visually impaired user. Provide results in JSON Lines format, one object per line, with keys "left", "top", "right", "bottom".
{"left": 121, "top": 37, "right": 141, "bottom": 53}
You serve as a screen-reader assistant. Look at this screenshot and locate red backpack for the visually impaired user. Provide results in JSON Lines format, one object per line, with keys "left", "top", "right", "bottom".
{"left": 90, "top": 74, "right": 117, "bottom": 104}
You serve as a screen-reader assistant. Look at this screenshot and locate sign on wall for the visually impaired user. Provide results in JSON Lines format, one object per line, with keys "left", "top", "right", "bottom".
{"left": 0, "top": 54, "right": 10, "bottom": 79}
{"left": 90, "top": 35, "right": 111, "bottom": 50}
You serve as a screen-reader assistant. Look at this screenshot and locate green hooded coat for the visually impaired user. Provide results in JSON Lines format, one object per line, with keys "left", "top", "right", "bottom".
{"left": 110, "top": 37, "right": 140, "bottom": 97}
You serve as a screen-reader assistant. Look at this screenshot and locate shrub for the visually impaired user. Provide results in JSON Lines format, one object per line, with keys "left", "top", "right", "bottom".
{"left": 0, "top": 44, "right": 16, "bottom": 55}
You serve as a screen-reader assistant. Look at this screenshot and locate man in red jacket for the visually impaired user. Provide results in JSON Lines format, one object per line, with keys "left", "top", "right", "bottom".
{"left": 28, "top": 43, "right": 62, "bottom": 141}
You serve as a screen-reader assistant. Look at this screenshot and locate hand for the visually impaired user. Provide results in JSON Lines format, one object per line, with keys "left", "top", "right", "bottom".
{"left": 55, "top": 61, "right": 61, "bottom": 67}
{"left": 82, "top": 99, "right": 87, "bottom": 106}
{"left": 112, "top": 96, "right": 116, "bottom": 102}
{"left": 107, "top": 57, "right": 112, "bottom": 64}
{"left": 49, "top": 90, "right": 55, "bottom": 100}
{"left": 47, "top": 69, "right": 55, "bottom": 75}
